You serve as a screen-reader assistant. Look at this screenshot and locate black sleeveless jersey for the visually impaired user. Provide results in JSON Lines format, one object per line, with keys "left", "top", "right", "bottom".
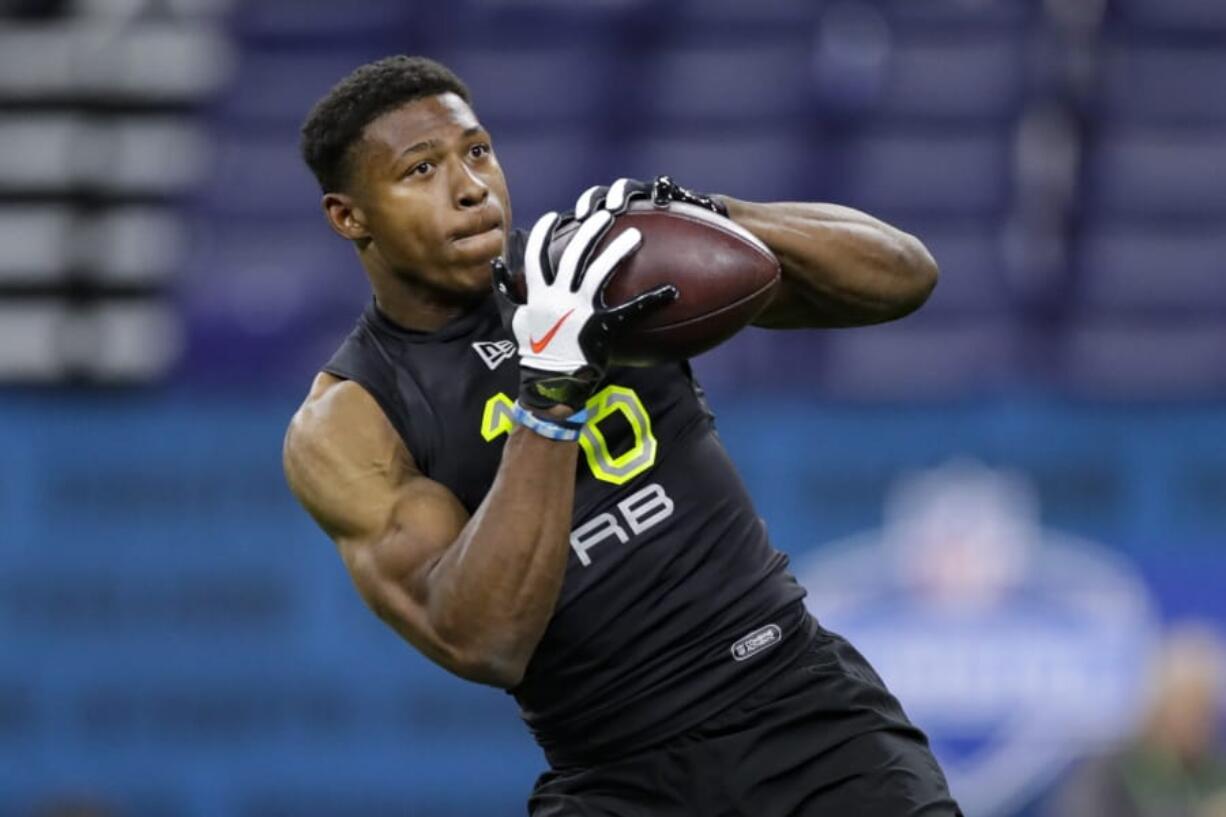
{"left": 323, "top": 229, "right": 813, "bottom": 767}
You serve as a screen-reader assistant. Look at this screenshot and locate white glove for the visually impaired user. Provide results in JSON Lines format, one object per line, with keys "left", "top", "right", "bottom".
{"left": 491, "top": 209, "right": 677, "bottom": 412}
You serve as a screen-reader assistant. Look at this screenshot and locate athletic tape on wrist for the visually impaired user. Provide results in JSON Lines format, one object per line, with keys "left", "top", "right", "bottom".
{"left": 512, "top": 402, "right": 589, "bottom": 442}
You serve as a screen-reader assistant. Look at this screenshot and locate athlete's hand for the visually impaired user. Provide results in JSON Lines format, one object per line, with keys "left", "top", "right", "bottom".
{"left": 491, "top": 210, "right": 678, "bottom": 413}
{"left": 573, "top": 175, "right": 728, "bottom": 220}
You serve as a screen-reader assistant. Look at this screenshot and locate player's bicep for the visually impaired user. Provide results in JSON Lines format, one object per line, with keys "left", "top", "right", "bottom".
{"left": 337, "top": 474, "right": 484, "bottom": 670}
{"left": 283, "top": 378, "right": 475, "bottom": 670}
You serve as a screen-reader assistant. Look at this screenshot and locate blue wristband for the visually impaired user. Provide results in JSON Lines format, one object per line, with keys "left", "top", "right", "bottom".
{"left": 512, "top": 402, "right": 589, "bottom": 442}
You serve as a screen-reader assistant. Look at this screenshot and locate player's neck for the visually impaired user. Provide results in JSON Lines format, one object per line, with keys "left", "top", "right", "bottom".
{"left": 359, "top": 240, "right": 494, "bottom": 332}
{"left": 369, "top": 275, "right": 466, "bottom": 332}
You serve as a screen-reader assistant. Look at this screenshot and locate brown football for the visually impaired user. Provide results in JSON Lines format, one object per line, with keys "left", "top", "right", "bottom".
{"left": 526, "top": 200, "right": 781, "bottom": 366}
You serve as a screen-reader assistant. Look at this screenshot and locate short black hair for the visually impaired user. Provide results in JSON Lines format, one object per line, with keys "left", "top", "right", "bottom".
{"left": 299, "top": 55, "right": 472, "bottom": 193}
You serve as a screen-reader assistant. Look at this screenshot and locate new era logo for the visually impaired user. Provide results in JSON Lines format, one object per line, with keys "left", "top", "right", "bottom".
{"left": 472, "top": 340, "right": 516, "bottom": 370}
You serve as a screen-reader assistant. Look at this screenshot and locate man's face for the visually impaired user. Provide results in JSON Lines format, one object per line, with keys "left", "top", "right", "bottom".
{"left": 348, "top": 93, "right": 511, "bottom": 302}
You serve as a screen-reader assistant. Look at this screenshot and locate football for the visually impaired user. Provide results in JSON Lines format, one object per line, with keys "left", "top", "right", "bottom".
{"left": 536, "top": 200, "right": 782, "bottom": 366}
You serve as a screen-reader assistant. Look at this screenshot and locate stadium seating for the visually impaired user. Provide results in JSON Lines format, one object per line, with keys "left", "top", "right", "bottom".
{"left": 4, "top": 0, "right": 1224, "bottom": 396}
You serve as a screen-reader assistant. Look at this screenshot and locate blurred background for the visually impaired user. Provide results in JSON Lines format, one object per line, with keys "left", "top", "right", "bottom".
{"left": 2, "top": 0, "right": 1225, "bottom": 814}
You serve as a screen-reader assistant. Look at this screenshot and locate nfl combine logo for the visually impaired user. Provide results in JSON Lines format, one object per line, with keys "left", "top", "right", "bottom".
{"left": 800, "top": 460, "right": 1160, "bottom": 817}
{"left": 472, "top": 340, "right": 516, "bottom": 370}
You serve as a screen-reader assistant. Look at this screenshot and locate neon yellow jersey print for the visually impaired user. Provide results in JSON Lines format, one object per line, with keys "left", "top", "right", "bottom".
{"left": 481, "top": 385, "right": 658, "bottom": 485}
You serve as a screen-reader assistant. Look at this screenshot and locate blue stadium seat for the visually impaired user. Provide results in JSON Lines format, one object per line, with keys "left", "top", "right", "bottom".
{"left": 436, "top": 0, "right": 656, "bottom": 47}
{"left": 621, "top": 132, "right": 820, "bottom": 203}
{"left": 671, "top": 0, "right": 820, "bottom": 27}
{"left": 906, "top": 223, "right": 1010, "bottom": 318}
{"left": 1100, "top": 47, "right": 1226, "bottom": 125}
{"left": 819, "top": 321, "right": 1026, "bottom": 398}
{"left": 493, "top": 129, "right": 607, "bottom": 220}
{"left": 448, "top": 48, "right": 613, "bottom": 127}
{"left": 875, "top": 35, "right": 1025, "bottom": 122}
{"left": 1060, "top": 321, "right": 1226, "bottom": 396}
{"left": 641, "top": 45, "right": 815, "bottom": 124}
{"left": 180, "top": 215, "right": 368, "bottom": 384}
{"left": 882, "top": 0, "right": 1035, "bottom": 28}
{"left": 1086, "top": 127, "right": 1226, "bottom": 219}
{"left": 223, "top": 52, "right": 392, "bottom": 125}
{"left": 206, "top": 133, "right": 321, "bottom": 219}
{"left": 195, "top": 218, "right": 353, "bottom": 285}
{"left": 185, "top": 216, "right": 362, "bottom": 337}
{"left": 838, "top": 129, "right": 1011, "bottom": 217}
{"left": 690, "top": 326, "right": 805, "bottom": 395}
{"left": 1113, "top": 0, "right": 1226, "bottom": 31}
{"left": 1078, "top": 226, "right": 1226, "bottom": 315}
{"left": 234, "top": 0, "right": 420, "bottom": 44}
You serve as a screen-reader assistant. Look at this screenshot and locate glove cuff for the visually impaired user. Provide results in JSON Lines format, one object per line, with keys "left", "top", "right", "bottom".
{"left": 512, "top": 401, "right": 588, "bottom": 442}
{"left": 519, "top": 366, "right": 602, "bottom": 413}
{"left": 654, "top": 175, "right": 728, "bottom": 217}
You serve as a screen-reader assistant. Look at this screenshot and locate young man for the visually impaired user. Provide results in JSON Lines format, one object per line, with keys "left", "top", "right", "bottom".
{"left": 283, "top": 55, "right": 960, "bottom": 815}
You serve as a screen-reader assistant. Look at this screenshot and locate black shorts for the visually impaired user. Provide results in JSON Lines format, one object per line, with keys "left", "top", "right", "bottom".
{"left": 528, "top": 627, "right": 962, "bottom": 817}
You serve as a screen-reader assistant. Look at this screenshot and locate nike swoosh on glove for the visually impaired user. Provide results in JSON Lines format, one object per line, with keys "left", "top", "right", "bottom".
{"left": 491, "top": 209, "right": 678, "bottom": 413}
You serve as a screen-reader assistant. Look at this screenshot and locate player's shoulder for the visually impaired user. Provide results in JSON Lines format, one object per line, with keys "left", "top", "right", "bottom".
{"left": 286, "top": 372, "right": 386, "bottom": 448}
{"left": 283, "top": 373, "right": 416, "bottom": 513}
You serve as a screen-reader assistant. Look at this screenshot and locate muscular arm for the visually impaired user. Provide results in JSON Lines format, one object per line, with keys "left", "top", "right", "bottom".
{"left": 722, "top": 198, "right": 939, "bottom": 329}
{"left": 283, "top": 373, "right": 579, "bottom": 688}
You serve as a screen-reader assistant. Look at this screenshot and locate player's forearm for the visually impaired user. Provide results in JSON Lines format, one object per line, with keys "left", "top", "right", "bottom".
{"left": 723, "top": 198, "right": 938, "bottom": 329}
{"left": 423, "top": 424, "right": 578, "bottom": 686}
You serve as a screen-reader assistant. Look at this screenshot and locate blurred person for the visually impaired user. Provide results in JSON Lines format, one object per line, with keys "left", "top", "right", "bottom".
{"left": 283, "top": 55, "right": 957, "bottom": 816}
{"left": 1049, "top": 623, "right": 1226, "bottom": 817}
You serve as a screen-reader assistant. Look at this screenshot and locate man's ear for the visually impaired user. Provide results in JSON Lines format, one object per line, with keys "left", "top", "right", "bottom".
{"left": 322, "top": 192, "right": 370, "bottom": 241}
